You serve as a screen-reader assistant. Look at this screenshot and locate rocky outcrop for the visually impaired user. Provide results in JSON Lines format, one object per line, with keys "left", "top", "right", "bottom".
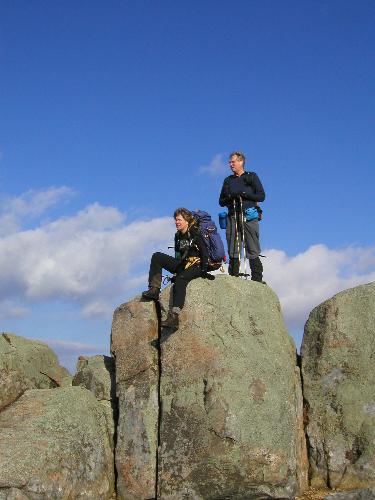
{"left": 324, "top": 487, "right": 375, "bottom": 499}
{"left": 0, "top": 332, "right": 71, "bottom": 411}
{"left": 0, "top": 386, "right": 115, "bottom": 499}
{"left": 158, "top": 276, "right": 308, "bottom": 499}
{"left": 301, "top": 282, "right": 375, "bottom": 490}
{"left": 0, "top": 336, "right": 115, "bottom": 499}
{"left": 112, "top": 276, "right": 308, "bottom": 499}
{"left": 3, "top": 277, "right": 375, "bottom": 499}
{"left": 111, "top": 299, "right": 159, "bottom": 500}
{"left": 73, "top": 354, "right": 117, "bottom": 450}
{"left": 73, "top": 355, "right": 115, "bottom": 402}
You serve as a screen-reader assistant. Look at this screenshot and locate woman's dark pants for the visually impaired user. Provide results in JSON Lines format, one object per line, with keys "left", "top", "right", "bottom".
{"left": 148, "top": 252, "right": 202, "bottom": 309}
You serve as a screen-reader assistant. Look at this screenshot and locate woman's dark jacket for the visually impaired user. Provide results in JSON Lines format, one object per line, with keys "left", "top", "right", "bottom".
{"left": 174, "top": 225, "right": 209, "bottom": 271}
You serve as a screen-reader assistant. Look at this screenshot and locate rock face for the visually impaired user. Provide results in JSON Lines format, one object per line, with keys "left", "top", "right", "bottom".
{"left": 324, "top": 487, "right": 375, "bottom": 499}
{"left": 73, "top": 354, "right": 117, "bottom": 451}
{"left": 112, "top": 276, "right": 308, "bottom": 499}
{"left": 158, "top": 275, "right": 307, "bottom": 499}
{"left": 301, "top": 282, "right": 375, "bottom": 490}
{"left": 111, "top": 299, "right": 159, "bottom": 500}
{"left": 73, "top": 354, "right": 116, "bottom": 402}
{"left": 0, "top": 386, "right": 115, "bottom": 499}
{"left": 0, "top": 332, "right": 71, "bottom": 411}
{"left": 4, "top": 278, "right": 375, "bottom": 498}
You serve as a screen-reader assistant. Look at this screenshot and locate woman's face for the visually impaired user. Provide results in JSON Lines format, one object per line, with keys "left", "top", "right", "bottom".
{"left": 175, "top": 214, "right": 189, "bottom": 233}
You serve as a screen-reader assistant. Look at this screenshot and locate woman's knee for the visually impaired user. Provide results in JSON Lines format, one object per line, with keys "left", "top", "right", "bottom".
{"left": 151, "top": 252, "right": 163, "bottom": 262}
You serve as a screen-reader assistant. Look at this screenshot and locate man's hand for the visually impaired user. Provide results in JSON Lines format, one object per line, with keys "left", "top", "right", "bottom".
{"left": 231, "top": 191, "right": 249, "bottom": 201}
{"left": 227, "top": 192, "right": 244, "bottom": 202}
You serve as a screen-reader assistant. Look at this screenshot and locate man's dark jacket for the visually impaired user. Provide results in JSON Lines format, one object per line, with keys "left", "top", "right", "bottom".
{"left": 219, "top": 171, "right": 265, "bottom": 215}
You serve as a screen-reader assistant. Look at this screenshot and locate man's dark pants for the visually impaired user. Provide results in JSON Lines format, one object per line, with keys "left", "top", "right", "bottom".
{"left": 225, "top": 215, "right": 263, "bottom": 281}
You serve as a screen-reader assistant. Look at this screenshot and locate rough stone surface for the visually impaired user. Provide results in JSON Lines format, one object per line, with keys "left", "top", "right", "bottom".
{"left": 0, "top": 386, "right": 115, "bottom": 499}
{"left": 0, "top": 489, "right": 30, "bottom": 499}
{"left": 324, "top": 487, "right": 375, "bottom": 499}
{"left": 158, "top": 275, "right": 308, "bottom": 499}
{"left": 110, "top": 298, "right": 159, "bottom": 500}
{"left": 0, "top": 332, "right": 71, "bottom": 411}
{"left": 73, "top": 354, "right": 115, "bottom": 402}
{"left": 301, "top": 282, "right": 375, "bottom": 490}
{"left": 72, "top": 354, "right": 117, "bottom": 452}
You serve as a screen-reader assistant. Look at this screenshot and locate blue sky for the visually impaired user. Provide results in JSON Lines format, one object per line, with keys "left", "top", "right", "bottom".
{"left": 1, "top": 1, "right": 374, "bottom": 371}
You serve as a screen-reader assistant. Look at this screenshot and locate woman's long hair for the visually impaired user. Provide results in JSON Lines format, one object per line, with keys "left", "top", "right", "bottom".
{"left": 173, "top": 207, "right": 196, "bottom": 228}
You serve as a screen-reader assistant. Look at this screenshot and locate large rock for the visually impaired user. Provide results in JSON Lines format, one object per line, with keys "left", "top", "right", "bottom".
{"left": 0, "top": 333, "right": 71, "bottom": 411}
{"left": 72, "top": 355, "right": 117, "bottom": 451}
{"left": 157, "top": 275, "right": 307, "bottom": 499}
{"left": 0, "top": 386, "right": 115, "bottom": 499}
{"left": 110, "top": 299, "right": 159, "bottom": 500}
{"left": 73, "top": 355, "right": 115, "bottom": 402}
{"left": 324, "top": 487, "right": 375, "bottom": 499}
{"left": 112, "top": 276, "right": 308, "bottom": 499}
{"left": 301, "top": 282, "right": 375, "bottom": 490}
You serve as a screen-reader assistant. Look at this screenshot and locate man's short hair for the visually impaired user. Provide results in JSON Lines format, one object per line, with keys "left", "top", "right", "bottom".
{"left": 229, "top": 151, "right": 246, "bottom": 164}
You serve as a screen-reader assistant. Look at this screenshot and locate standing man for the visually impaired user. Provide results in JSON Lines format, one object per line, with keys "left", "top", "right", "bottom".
{"left": 219, "top": 151, "right": 265, "bottom": 281}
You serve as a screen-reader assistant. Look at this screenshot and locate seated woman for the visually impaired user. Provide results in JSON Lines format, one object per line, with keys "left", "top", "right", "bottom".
{"left": 142, "top": 207, "right": 208, "bottom": 329}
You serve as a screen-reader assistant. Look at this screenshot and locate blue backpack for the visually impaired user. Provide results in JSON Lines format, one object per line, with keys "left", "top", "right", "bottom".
{"left": 192, "top": 210, "right": 226, "bottom": 270}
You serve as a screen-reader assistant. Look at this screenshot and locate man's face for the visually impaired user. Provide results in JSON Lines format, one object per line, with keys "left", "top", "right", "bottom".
{"left": 229, "top": 155, "right": 245, "bottom": 176}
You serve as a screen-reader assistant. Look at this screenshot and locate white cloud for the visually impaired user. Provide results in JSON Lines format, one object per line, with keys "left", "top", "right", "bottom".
{"left": 199, "top": 154, "right": 227, "bottom": 177}
{"left": 263, "top": 244, "right": 375, "bottom": 330}
{"left": 0, "top": 213, "right": 20, "bottom": 237}
{"left": 1, "top": 186, "right": 75, "bottom": 217}
{"left": 42, "top": 338, "right": 107, "bottom": 373}
{"left": 0, "top": 186, "right": 75, "bottom": 236}
{"left": 0, "top": 300, "right": 30, "bottom": 320}
{"left": 0, "top": 192, "right": 174, "bottom": 318}
{"left": 44, "top": 338, "right": 103, "bottom": 354}
{"left": 82, "top": 300, "right": 113, "bottom": 318}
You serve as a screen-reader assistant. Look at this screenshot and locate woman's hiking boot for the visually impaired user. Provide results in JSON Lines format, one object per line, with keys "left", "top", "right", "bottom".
{"left": 161, "top": 311, "right": 179, "bottom": 329}
{"left": 141, "top": 287, "right": 160, "bottom": 301}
